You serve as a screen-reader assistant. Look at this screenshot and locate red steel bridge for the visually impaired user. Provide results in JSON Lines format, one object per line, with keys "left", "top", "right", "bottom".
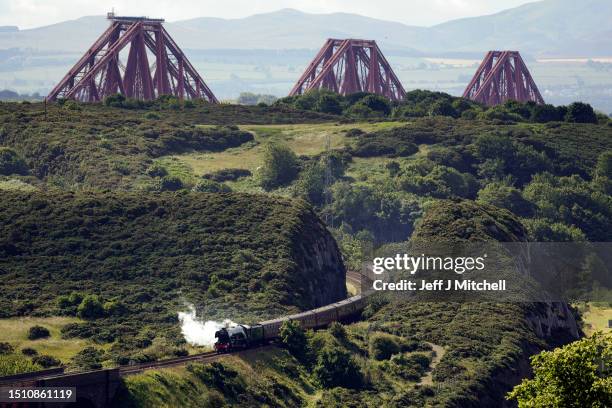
{"left": 289, "top": 38, "right": 406, "bottom": 101}
{"left": 463, "top": 50, "right": 545, "bottom": 106}
{"left": 47, "top": 13, "right": 218, "bottom": 103}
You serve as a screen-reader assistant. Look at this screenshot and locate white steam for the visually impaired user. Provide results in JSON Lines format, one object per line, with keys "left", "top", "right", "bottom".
{"left": 177, "top": 305, "right": 236, "bottom": 346}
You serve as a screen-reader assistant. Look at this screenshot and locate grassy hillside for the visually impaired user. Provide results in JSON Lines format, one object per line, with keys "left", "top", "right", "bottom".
{"left": 0, "top": 190, "right": 346, "bottom": 367}
{"left": 0, "top": 100, "right": 335, "bottom": 190}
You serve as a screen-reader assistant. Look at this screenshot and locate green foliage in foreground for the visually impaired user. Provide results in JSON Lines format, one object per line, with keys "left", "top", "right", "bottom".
{"left": 508, "top": 333, "right": 612, "bottom": 408}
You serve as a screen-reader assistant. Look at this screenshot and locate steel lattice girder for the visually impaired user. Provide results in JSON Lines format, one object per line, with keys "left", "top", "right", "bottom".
{"left": 463, "top": 51, "right": 544, "bottom": 106}
{"left": 47, "top": 16, "right": 218, "bottom": 103}
{"left": 289, "top": 38, "right": 406, "bottom": 101}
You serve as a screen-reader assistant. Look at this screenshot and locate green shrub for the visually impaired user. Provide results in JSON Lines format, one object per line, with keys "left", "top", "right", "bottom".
{"left": 313, "top": 345, "right": 363, "bottom": 388}
{"left": 565, "top": 102, "right": 598, "bottom": 124}
{"left": 21, "top": 347, "right": 37, "bottom": 356}
{"left": 203, "top": 168, "right": 252, "bottom": 182}
{"left": 192, "top": 179, "right": 232, "bottom": 193}
{"left": 0, "top": 342, "right": 14, "bottom": 355}
{"left": 279, "top": 320, "right": 308, "bottom": 361}
{"left": 0, "top": 354, "right": 41, "bottom": 376}
{"left": 71, "top": 347, "right": 103, "bottom": 370}
{"left": 32, "top": 354, "right": 61, "bottom": 368}
{"left": 159, "top": 175, "right": 184, "bottom": 191}
{"left": 0, "top": 147, "right": 28, "bottom": 176}
{"left": 369, "top": 333, "right": 401, "bottom": 360}
{"left": 27, "top": 325, "right": 50, "bottom": 340}
{"left": 329, "top": 322, "right": 346, "bottom": 340}
{"left": 507, "top": 333, "right": 611, "bottom": 407}
{"left": 146, "top": 163, "right": 168, "bottom": 178}
{"left": 259, "top": 143, "right": 299, "bottom": 190}
{"left": 77, "top": 295, "right": 105, "bottom": 319}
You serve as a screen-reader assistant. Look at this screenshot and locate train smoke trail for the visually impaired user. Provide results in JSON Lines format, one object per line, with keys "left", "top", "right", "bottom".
{"left": 178, "top": 305, "right": 236, "bottom": 346}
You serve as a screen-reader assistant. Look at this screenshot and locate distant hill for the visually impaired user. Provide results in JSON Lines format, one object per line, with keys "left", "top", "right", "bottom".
{"left": 0, "top": 0, "right": 610, "bottom": 56}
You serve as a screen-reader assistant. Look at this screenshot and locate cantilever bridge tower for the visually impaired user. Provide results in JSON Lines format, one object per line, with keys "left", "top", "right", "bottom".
{"left": 47, "top": 13, "right": 218, "bottom": 103}
{"left": 289, "top": 39, "right": 406, "bottom": 101}
{"left": 462, "top": 51, "right": 544, "bottom": 106}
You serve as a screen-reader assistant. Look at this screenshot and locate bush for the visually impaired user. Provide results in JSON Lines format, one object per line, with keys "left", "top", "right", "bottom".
{"left": 71, "top": 347, "right": 103, "bottom": 370}
{"left": 21, "top": 347, "right": 37, "bottom": 356}
{"left": 32, "top": 355, "right": 61, "bottom": 368}
{"left": 0, "top": 342, "right": 14, "bottom": 355}
{"left": 329, "top": 322, "right": 346, "bottom": 340}
{"left": 27, "top": 325, "right": 50, "bottom": 340}
{"left": 279, "top": 320, "right": 308, "bottom": 361}
{"left": 565, "top": 102, "right": 598, "bottom": 124}
{"left": 0, "top": 354, "right": 41, "bottom": 376}
{"left": 0, "top": 147, "right": 28, "bottom": 176}
{"left": 507, "top": 333, "right": 612, "bottom": 407}
{"left": 159, "top": 176, "right": 184, "bottom": 191}
{"left": 477, "top": 182, "right": 534, "bottom": 217}
{"left": 103, "top": 300, "right": 127, "bottom": 316}
{"left": 259, "top": 143, "right": 299, "bottom": 190}
{"left": 315, "top": 94, "right": 343, "bottom": 115}
{"left": 77, "top": 295, "right": 105, "bottom": 319}
{"left": 430, "top": 99, "right": 458, "bottom": 118}
{"left": 370, "top": 333, "right": 401, "bottom": 360}
{"left": 192, "top": 179, "right": 232, "bottom": 193}
{"left": 313, "top": 345, "right": 363, "bottom": 388}
{"left": 203, "top": 168, "right": 252, "bottom": 182}
{"left": 146, "top": 163, "right": 168, "bottom": 178}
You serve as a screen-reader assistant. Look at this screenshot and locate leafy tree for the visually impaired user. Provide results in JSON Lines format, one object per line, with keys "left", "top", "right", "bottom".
{"left": 259, "top": 143, "right": 299, "bottom": 190}
{"left": 293, "top": 161, "right": 326, "bottom": 205}
{"left": 565, "top": 102, "right": 598, "bottom": 124}
{"left": 77, "top": 295, "right": 104, "bottom": 319}
{"left": 313, "top": 345, "right": 363, "bottom": 388}
{"left": 279, "top": 320, "right": 308, "bottom": 361}
{"left": 27, "top": 325, "right": 50, "bottom": 340}
{"left": 0, "top": 147, "right": 28, "bottom": 175}
{"left": 523, "top": 173, "right": 612, "bottom": 241}
{"left": 507, "top": 333, "right": 612, "bottom": 408}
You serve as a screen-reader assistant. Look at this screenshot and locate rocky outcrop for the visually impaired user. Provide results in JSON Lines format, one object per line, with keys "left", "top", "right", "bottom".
{"left": 291, "top": 207, "right": 347, "bottom": 308}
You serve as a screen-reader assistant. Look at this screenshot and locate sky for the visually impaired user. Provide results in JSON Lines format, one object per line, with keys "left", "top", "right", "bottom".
{"left": 0, "top": 0, "right": 539, "bottom": 29}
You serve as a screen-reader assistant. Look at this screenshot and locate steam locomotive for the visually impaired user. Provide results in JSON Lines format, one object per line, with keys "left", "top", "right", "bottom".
{"left": 214, "top": 293, "right": 368, "bottom": 352}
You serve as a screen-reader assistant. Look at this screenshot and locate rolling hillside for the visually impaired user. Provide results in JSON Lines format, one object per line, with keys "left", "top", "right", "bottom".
{"left": 0, "top": 0, "right": 610, "bottom": 56}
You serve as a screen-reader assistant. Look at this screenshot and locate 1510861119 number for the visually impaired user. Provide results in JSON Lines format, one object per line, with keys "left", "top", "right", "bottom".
{"left": 0, "top": 387, "right": 76, "bottom": 402}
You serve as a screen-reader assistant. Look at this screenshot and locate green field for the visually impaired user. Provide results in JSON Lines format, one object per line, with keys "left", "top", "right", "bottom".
{"left": 170, "top": 122, "right": 405, "bottom": 176}
{"left": 579, "top": 303, "right": 612, "bottom": 336}
{"left": 0, "top": 317, "right": 99, "bottom": 363}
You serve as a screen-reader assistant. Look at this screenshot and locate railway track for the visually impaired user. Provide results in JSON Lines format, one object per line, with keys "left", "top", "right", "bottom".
{"left": 0, "top": 270, "right": 372, "bottom": 385}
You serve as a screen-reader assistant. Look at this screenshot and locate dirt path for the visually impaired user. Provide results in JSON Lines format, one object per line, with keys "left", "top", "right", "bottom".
{"left": 419, "top": 342, "right": 445, "bottom": 386}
